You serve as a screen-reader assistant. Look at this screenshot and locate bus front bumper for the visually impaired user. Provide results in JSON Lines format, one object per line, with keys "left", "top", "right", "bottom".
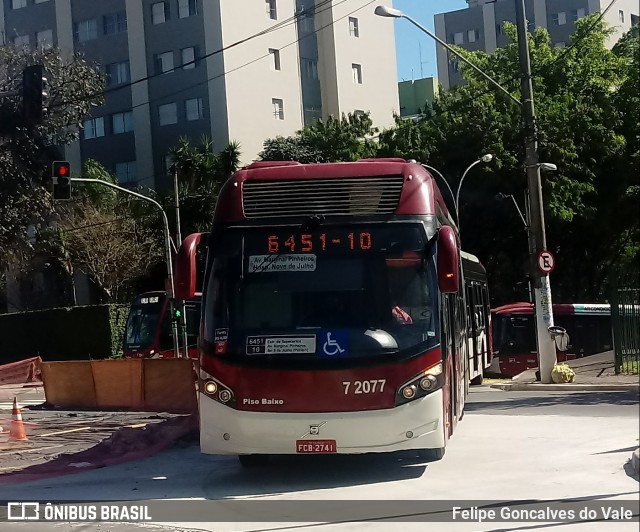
{"left": 198, "top": 390, "right": 445, "bottom": 455}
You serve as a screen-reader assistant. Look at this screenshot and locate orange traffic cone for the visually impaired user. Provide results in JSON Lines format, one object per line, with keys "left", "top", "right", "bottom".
{"left": 9, "top": 397, "right": 28, "bottom": 442}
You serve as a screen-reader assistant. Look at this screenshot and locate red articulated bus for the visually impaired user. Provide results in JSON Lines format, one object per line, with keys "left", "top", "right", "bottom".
{"left": 174, "top": 159, "right": 492, "bottom": 466}
{"left": 122, "top": 291, "right": 201, "bottom": 359}
{"left": 490, "top": 302, "right": 612, "bottom": 377}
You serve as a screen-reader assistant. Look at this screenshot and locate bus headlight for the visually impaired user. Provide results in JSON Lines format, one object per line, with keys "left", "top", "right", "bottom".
{"left": 200, "top": 373, "right": 236, "bottom": 408}
{"left": 395, "top": 362, "right": 444, "bottom": 406}
{"left": 402, "top": 385, "right": 417, "bottom": 399}
{"left": 419, "top": 375, "right": 437, "bottom": 391}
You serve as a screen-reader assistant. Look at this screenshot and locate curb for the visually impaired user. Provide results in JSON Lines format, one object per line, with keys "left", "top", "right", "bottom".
{"left": 0, "top": 414, "right": 198, "bottom": 485}
{"left": 632, "top": 449, "right": 640, "bottom": 477}
{"left": 491, "top": 382, "right": 640, "bottom": 392}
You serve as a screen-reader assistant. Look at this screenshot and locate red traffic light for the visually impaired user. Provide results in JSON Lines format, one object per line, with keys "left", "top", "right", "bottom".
{"left": 52, "top": 161, "right": 70, "bottom": 178}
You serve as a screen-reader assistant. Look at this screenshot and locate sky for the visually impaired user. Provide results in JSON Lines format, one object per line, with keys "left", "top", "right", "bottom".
{"left": 392, "top": 0, "right": 468, "bottom": 81}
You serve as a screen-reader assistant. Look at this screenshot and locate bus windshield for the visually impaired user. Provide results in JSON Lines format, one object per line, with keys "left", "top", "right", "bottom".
{"left": 203, "top": 224, "right": 440, "bottom": 359}
{"left": 124, "top": 295, "right": 163, "bottom": 349}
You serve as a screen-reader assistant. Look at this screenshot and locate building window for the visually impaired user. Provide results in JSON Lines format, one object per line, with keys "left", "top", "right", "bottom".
{"left": 36, "top": 29, "right": 53, "bottom": 49}
{"left": 115, "top": 161, "right": 137, "bottom": 184}
{"left": 496, "top": 23, "right": 504, "bottom": 36}
{"left": 452, "top": 31, "right": 464, "bottom": 44}
{"left": 185, "top": 98, "right": 204, "bottom": 121}
{"left": 554, "top": 42, "right": 566, "bottom": 48}
{"left": 34, "top": 0, "right": 50, "bottom": 3}
{"left": 155, "top": 52, "right": 174, "bottom": 74}
{"left": 352, "top": 63, "right": 362, "bottom": 84}
{"left": 181, "top": 47, "right": 196, "bottom": 69}
{"left": 301, "top": 58, "right": 318, "bottom": 79}
{"left": 13, "top": 34, "right": 29, "bottom": 46}
{"left": 467, "top": 29, "right": 479, "bottom": 43}
{"left": 103, "top": 12, "right": 127, "bottom": 35}
{"left": 112, "top": 111, "right": 134, "bottom": 134}
{"left": 349, "top": 17, "right": 359, "bottom": 37}
{"left": 178, "top": 0, "right": 197, "bottom": 18}
{"left": 11, "top": 0, "right": 27, "bottom": 9}
{"left": 73, "top": 19, "right": 98, "bottom": 43}
{"left": 82, "top": 117, "right": 105, "bottom": 140}
{"left": 269, "top": 48, "right": 281, "bottom": 71}
{"left": 152, "top": 2, "right": 168, "bottom": 24}
{"left": 106, "top": 61, "right": 130, "bottom": 86}
{"left": 354, "top": 109, "right": 365, "bottom": 117}
{"left": 158, "top": 103, "right": 178, "bottom": 125}
{"left": 570, "top": 8, "right": 586, "bottom": 22}
{"left": 619, "top": 10, "right": 624, "bottom": 23}
{"left": 272, "top": 98, "right": 284, "bottom": 120}
{"left": 451, "top": 60, "right": 459, "bottom": 72}
{"left": 631, "top": 14, "right": 639, "bottom": 26}
{"left": 162, "top": 154, "right": 174, "bottom": 176}
{"left": 266, "top": 0, "right": 277, "bottom": 20}
{"left": 552, "top": 12, "right": 567, "bottom": 25}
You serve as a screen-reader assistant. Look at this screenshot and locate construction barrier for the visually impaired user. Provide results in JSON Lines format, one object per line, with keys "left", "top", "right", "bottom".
{"left": 41, "top": 359, "right": 197, "bottom": 414}
{"left": 0, "top": 357, "right": 43, "bottom": 385}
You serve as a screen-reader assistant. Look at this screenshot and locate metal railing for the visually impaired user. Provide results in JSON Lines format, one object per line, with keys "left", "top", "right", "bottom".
{"left": 611, "top": 270, "right": 640, "bottom": 375}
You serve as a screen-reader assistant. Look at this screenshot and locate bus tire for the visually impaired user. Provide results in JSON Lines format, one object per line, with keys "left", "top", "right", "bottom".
{"left": 238, "top": 454, "right": 269, "bottom": 468}
{"left": 418, "top": 447, "right": 446, "bottom": 462}
{"left": 470, "top": 374, "right": 483, "bottom": 386}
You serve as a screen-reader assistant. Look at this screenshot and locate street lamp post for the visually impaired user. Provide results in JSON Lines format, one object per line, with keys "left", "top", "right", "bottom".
{"left": 375, "top": 4, "right": 558, "bottom": 382}
{"left": 71, "top": 177, "right": 181, "bottom": 358}
{"left": 455, "top": 154, "right": 493, "bottom": 232}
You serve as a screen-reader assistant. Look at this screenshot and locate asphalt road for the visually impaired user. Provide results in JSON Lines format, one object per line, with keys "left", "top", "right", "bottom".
{"left": 1, "top": 386, "right": 638, "bottom": 532}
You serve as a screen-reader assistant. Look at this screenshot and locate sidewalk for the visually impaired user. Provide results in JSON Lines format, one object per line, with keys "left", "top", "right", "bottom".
{"left": 0, "top": 384, "right": 198, "bottom": 485}
{"left": 491, "top": 351, "right": 640, "bottom": 392}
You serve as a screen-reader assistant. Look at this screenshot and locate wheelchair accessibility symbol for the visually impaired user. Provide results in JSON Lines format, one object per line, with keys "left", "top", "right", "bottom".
{"left": 320, "top": 330, "right": 348, "bottom": 357}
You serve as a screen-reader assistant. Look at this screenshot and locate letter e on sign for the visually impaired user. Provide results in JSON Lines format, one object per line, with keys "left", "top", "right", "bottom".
{"left": 537, "top": 250, "right": 555, "bottom": 274}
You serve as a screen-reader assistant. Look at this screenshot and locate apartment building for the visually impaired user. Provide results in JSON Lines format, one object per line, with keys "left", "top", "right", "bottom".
{"left": 398, "top": 76, "right": 438, "bottom": 118}
{"left": 435, "top": 0, "right": 639, "bottom": 89}
{"left": 1, "top": 0, "right": 399, "bottom": 189}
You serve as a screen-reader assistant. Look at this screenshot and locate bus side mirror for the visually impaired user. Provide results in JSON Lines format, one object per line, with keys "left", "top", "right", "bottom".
{"left": 175, "top": 233, "right": 203, "bottom": 300}
{"left": 437, "top": 226, "right": 459, "bottom": 293}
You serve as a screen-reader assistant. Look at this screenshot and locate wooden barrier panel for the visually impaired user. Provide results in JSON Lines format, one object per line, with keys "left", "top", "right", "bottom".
{"left": 41, "top": 359, "right": 197, "bottom": 413}
{"left": 91, "top": 359, "right": 144, "bottom": 409}
{"left": 42, "top": 361, "right": 97, "bottom": 408}
{"left": 144, "top": 359, "right": 198, "bottom": 414}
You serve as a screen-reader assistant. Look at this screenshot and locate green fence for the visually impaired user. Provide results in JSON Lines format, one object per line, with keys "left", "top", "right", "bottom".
{"left": 611, "top": 271, "right": 640, "bottom": 375}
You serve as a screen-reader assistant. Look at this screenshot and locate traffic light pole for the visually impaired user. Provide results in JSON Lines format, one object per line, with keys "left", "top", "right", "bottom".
{"left": 515, "top": 0, "right": 556, "bottom": 382}
{"left": 173, "top": 166, "right": 189, "bottom": 359}
{"left": 71, "top": 178, "right": 180, "bottom": 359}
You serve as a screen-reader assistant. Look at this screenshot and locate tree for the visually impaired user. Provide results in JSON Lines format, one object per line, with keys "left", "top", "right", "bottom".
{"left": 377, "top": 17, "right": 639, "bottom": 303}
{"left": 0, "top": 45, "right": 104, "bottom": 271}
{"left": 164, "top": 136, "right": 241, "bottom": 236}
{"left": 261, "top": 112, "right": 379, "bottom": 163}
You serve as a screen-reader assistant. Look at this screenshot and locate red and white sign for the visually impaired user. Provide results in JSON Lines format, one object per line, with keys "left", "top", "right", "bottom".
{"left": 537, "top": 250, "right": 555, "bottom": 274}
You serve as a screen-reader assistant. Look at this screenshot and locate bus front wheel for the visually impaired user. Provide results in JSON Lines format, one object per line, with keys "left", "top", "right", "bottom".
{"left": 238, "top": 454, "right": 269, "bottom": 467}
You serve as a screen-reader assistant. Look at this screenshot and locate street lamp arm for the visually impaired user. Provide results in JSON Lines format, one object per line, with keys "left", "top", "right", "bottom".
{"left": 421, "top": 164, "right": 457, "bottom": 221}
{"left": 398, "top": 15, "right": 521, "bottom": 107}
{"left": 454, "top": 158, "right": 482, "bottom": 217}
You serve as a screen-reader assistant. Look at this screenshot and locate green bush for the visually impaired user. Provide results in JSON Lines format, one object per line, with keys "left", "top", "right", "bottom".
{"left": 0, "top": 304, "right": 130, "bottom": 364}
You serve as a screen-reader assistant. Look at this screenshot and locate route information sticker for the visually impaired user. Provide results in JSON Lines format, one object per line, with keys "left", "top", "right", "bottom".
{"left": 248, "top": 254, "right": 316, "bottom": 273}
{"left": 246, "top": 335, "right": 316, "bottom": 355}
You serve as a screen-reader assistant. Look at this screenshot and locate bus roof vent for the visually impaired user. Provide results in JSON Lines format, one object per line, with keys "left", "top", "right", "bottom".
{"left": 242, "top": 176, "right": 404, "bottom": 218}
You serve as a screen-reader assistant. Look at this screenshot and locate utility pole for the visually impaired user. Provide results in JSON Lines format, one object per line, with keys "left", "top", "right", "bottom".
{"left": 173, "top": 166, "right": 189, "bottom": 359}
{"left": 515, "top": 0, "right": 557, "bottom": 382}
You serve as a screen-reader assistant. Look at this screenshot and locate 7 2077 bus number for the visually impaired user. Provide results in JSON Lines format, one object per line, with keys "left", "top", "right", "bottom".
{"left": 343, "top": 380, "right": 386, "bottom": 394}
